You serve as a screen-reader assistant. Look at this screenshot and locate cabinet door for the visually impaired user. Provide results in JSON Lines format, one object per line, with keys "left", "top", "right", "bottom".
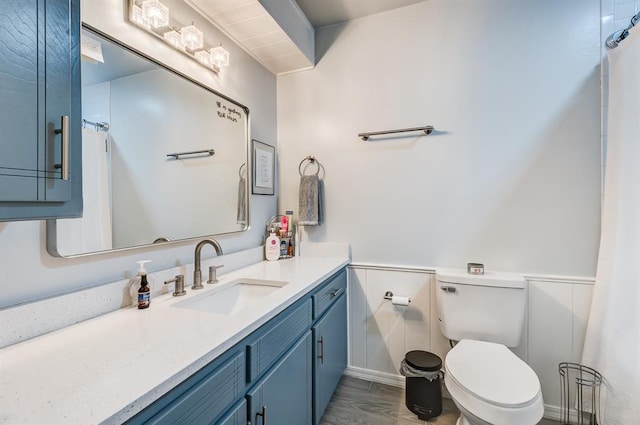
{"left": 313, "top": 294, "right": 347, "bottom": 425}
{"left": 0, "top": 0, "right": 41, "bottom": 201}
{"left": 0, "top": 0, "right": 82, "bottom": 220}
{"left": 43, "top": 0, "right": 77, "bottom": 202}
{"left": 247, "top": 332, "right": 313, "bottom": 425}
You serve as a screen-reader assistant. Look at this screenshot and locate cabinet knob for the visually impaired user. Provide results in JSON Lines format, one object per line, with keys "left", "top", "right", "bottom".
{"left": 330, "top": 288, "right": 343, "bottom": 297}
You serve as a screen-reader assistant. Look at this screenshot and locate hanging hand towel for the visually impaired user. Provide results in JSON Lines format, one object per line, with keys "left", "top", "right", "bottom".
{"left": 236, "top": 175, "right": 247, "bottom": 225}
{"left": 299, "top": 174, "right": 322, "bottom": 226}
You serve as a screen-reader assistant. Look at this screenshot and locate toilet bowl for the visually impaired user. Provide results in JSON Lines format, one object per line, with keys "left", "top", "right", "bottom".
{"left": 444, "top": 339, "right": 544, "bottom": 425}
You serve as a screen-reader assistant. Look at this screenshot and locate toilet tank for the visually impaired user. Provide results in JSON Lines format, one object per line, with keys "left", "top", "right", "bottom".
{"left": 435, "top": 268, "right": 526, "bottom": 348}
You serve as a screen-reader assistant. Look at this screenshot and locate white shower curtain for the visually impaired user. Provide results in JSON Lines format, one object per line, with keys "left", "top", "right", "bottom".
{"left": 57, "top": 128, "right": 113, "bottom": 254}
{"left": 582, "top": 26, "right": 640, "bottom": 425}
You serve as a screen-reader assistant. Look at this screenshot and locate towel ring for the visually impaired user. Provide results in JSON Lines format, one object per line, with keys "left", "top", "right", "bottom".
{"left": 298, "top": 155, "right": 320, "bottom": 176}
{"left": 239, "top": 162, "right": 246, "bottom": 178}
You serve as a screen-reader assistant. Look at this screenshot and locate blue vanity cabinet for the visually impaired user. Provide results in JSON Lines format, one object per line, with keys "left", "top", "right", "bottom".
{"left": 246, "top": 332, "right": 313, "bottom": 425}
{"left": 217, "top": 399, "right": 247, "bottom": 425}
{"left": 124, "top": 350, "right": 246, "bottom": 425}
{"left": 0, "top": 0, "right": 82, "bottom": 221}
{"left": 312, "top": 277, "right": 348, "bottom": 425}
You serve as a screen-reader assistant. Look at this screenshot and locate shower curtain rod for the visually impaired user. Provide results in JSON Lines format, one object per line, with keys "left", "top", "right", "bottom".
{"left": 606, "top": 11, "right": 640, "bottom": 49}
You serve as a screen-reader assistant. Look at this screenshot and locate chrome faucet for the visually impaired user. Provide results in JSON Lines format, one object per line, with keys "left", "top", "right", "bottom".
{"left": 193, "top": 238, "right": 223, "bottom": 290}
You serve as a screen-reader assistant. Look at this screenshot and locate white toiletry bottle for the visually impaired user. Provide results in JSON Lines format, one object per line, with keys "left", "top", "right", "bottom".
{"left": 136, "top": 260, "right": 152, "bottom": 309}
{"left": 265, "top": 230, "right": 280, "bottom": 261}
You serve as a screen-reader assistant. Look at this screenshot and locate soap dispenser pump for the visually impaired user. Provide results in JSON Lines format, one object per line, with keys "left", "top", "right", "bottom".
{"left": 136, "top": 260, "right": 152, "bottom": 309}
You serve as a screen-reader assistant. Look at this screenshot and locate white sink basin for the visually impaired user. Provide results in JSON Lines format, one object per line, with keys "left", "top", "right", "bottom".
{"left": 172, "top": 278, "right": 289, "bottom": 315}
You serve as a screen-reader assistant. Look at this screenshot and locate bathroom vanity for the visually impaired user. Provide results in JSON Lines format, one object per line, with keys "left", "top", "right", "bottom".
{"left": 0, "top": 256, "right": 349, "bottom": 424}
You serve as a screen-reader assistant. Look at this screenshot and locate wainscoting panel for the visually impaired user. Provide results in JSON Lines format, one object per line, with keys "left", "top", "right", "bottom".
{"left": 348, "top": 268, "right": 368, "bottom": 370}
{"left": 348, "top": 267, "right": 431, "bottom": 376}
{"left": 527, "top": 278, "right": 594, "bottom": 414}
{"left": 347, "top": 265, "right": 595, "bottom": 420}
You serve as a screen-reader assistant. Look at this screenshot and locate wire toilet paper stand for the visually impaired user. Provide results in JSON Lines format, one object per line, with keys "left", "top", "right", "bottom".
{"left": 558, "top": 362, "right": 602, "bottom": 425}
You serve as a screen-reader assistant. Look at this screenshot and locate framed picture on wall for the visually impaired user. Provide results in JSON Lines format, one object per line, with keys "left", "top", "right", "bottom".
{"left": 252, "top": 139, "right": 275, "bottom": 195}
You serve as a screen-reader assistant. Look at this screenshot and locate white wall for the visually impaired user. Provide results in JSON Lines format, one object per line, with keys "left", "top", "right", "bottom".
{"left": 347, "top": 266, "right": 594, "bottom": 418}
{"left": 0, "top": 0, "right": 277, "bottom": 308}
{"left": 277, "top": 0, "right": 602, "bottom": 277}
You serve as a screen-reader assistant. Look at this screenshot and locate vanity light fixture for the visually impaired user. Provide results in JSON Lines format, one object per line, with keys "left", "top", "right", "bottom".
{"left": 194, "top": 49, "right": 213, "bottom": 67}
{"left": 163, "top": 29, "right": 185, "bottom": 51}
{"left": 130, "top": 3, "right": 151, "bottom": 29}
{"left": 128, "top": 0, "right": 230, "bottom": 73}
{"left": 180, "top": 23, "right": 204, "bottom": 51}
{"left": 211, "top": 44, "right": 230, "bottom": 68}
{"left": 141, "top": 0, "right": 169, "bottom": 28}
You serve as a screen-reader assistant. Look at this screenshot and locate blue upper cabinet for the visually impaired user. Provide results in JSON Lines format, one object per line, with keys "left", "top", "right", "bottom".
{"left": 0, "top": 0, "right": 82, "bottom": 221}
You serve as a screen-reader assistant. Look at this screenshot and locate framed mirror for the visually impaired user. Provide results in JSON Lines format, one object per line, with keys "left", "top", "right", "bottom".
{"left": 47, "top": 25, "right": 250, "bottom": 257}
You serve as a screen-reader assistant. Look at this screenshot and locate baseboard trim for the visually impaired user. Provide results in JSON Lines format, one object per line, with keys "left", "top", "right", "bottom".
{"left": 543, "top": 404, "right": 583, "bottom": 422}
{"left": 345, "top": 366, "right": 406, "bottom": 388}
{"left": 345, "top": 366, "right": 453, "bottom": 399}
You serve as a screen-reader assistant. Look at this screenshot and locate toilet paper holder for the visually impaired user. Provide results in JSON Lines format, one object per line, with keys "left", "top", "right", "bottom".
{"left": 384, "top": 291, "right": 412, "bottom": 304}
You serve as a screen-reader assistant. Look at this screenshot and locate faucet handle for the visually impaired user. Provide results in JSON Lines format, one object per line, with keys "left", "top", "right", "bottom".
{"left": 207, "top": 265, "right": 224, "bottom": 284}
{"left": 164, "top": 275, "right": 186, "bottom": 296}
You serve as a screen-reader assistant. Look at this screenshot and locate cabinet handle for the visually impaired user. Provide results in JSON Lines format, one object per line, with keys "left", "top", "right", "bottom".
{"left": 330, "top": 288, "right": 343, "bottom": 297}
{"left": 256, "top": 405, "right": 267, "bottom": 425}
{"left": 318, "top": 336, "right": 325, "bottom": 364}
{"left": 54, "top": 115, "right": 70, "bottom": 180}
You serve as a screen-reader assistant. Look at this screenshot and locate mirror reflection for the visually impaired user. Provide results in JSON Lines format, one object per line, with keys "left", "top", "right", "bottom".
{"left": 48, "top": 27, "right": 249, "bottom": 257}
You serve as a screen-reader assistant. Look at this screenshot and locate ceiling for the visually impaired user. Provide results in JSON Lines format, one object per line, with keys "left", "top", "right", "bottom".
{"left": 186, "top": 0, "right": 315, "bottom": 74}
{"left": 184, "top": 0, "right": 428, "bottom": 75}
{"left": 294, "top": 0, "right": 428, "bottom": 28}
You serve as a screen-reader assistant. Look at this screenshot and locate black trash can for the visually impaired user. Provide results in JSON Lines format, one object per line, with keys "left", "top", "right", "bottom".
{"left": 401, "top": 350, "right": 443, "bottom": 420}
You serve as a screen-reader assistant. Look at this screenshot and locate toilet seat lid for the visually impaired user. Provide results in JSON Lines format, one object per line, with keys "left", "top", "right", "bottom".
{"left": 445, "top": 339, "right": 541, "bottom": 408}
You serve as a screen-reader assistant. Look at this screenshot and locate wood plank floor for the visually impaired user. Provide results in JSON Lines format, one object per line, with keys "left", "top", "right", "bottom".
{"left": 318, "top": 376, "right": 561, "bottom": 425}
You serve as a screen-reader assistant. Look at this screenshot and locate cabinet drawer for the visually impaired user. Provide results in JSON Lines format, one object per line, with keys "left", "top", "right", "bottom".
{"left": 247, "top": 299, "right": 312, "bottom": 383}
{"left": 216, "top": 399, "right": 246, "bottom": 425}
{"left": 145, "top": 352, "right": 245, "bottom": 425}
{"left": 312, "top": 269, "right": 347, "bottom": 320}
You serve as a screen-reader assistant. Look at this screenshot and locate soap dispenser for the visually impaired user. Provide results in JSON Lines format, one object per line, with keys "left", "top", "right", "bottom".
{"left": 136, "top": 260, "right": 152, "bottom": 309}
{"left": 265, "top": 229, "right": 280, "bottom": 261}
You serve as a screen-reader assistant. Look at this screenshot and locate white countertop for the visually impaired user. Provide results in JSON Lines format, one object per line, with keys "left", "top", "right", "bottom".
{"left": 0, "top": 256, "right": 349, "bottom": 425}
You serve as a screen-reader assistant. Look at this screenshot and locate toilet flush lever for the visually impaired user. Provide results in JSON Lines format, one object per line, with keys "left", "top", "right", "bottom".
{"left": 441, "top": 286, "right": 457, "bottom": 293}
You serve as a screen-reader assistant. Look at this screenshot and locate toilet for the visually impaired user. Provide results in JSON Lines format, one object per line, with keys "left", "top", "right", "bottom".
{"left": 435, "top": 268, "right": 544, "bottom": 425}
